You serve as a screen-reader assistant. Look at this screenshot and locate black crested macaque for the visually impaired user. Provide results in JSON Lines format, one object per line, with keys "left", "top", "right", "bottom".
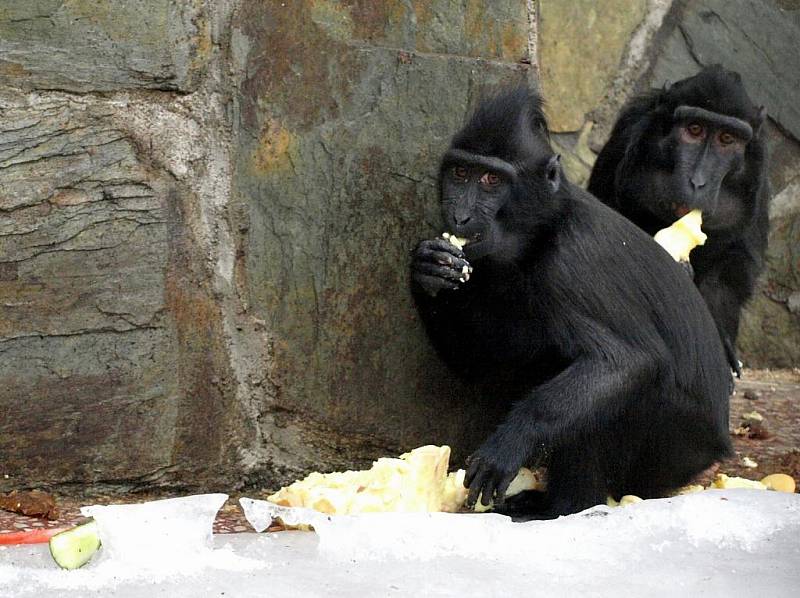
{"left": 588, "top": 66, "right": 770, "bottom": 377}
{"left": 410, "top": 87, "right": 732, "bottom": 519}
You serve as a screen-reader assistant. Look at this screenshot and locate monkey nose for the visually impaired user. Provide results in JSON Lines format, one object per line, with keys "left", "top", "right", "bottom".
{"left": 454, "top": 215, "right": 472, "bottom": 226}
{"left": 690, "top": 175, "right": 706, "bottom": 190}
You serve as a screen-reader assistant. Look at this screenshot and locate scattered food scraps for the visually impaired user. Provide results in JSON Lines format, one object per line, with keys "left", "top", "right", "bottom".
{"left": 0, "top": 527, "right": 69, "bottom": 545}
{"left": 734, "top": 410, "right": 770, "bottom": 439}
{"left": 607, "top": 495, "right": 644, "bottom": 507}
{"left": 712, "top": 474, "right": 767, "bottom": 490}
{"left": 0, "top": 490, "right": 59, "bottom": 520}
{"left": 48, "top": 519, "right": 101, "bottom": 570}
{"left": 760, "top": 473, "right": 796, "bottom": 493}
{"left": 742, "top": 456, "right": 758, "bottom": 468}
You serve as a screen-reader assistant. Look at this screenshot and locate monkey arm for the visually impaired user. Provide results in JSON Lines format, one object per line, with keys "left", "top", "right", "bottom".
{"left": 465, "top": 335, "right": 664, "bottom": 506}
{"left": 695, "top": 243, "right": 761, "bottom": 377}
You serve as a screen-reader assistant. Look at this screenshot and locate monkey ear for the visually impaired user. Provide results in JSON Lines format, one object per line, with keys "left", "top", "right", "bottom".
{"left": 546, "top": 154, "right": 562, "bottom": 192}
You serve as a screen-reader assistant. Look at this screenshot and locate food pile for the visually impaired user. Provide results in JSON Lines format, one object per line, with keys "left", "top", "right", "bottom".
{"left": 267, "top": 445, "right": 541, "bottom": 516}
{"left": 266, "top": 445, "right": 795, "bottom": 517}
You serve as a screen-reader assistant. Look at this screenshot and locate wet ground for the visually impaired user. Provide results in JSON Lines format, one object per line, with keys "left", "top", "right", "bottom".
{"left": 1, "top": 368, "right": 798, "bottom": 536}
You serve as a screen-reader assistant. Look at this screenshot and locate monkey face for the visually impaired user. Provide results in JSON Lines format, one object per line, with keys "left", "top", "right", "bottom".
{"left": 440, "top": 164, "right": 509, "bottom": 260}
{"left": 439, "top": 151, "right": 562, "bottom": 262}
{"left": 439, "top": 150, "right": 516, "bottom": 261}
{"left": 638, "top": 105, "right": 756, "bottom": 231}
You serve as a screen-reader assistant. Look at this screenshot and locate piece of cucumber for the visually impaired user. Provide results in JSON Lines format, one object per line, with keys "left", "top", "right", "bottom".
{"left": 48, "top": 519, "right": 101, "bottom": 570}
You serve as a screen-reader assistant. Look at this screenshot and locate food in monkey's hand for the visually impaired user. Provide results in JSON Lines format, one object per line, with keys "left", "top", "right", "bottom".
{"left": 472, "top": 467, "right": 546, "bottom": 513}
{"left": 653, "top": 209, "right": 707, "bottom": 262}
{"left": 442, "top": 232, "right": 469, "bottom": 250}
{"left": 442, "top": 233, "right": 472, "bottom": 282}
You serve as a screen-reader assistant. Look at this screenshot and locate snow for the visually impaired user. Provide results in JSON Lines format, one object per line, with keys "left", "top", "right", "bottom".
{"left": 1, "top": 490, "right": 798, "bottom": 597}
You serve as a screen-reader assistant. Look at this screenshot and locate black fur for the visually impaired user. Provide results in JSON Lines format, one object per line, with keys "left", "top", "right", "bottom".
{"left": 588, "top": 66, "right": 771, "bottom": 376}
{"left": 411, "top": 86, "right": 732, "bottom": 518}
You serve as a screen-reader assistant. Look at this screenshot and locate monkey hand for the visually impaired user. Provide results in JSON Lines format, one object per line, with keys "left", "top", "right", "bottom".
{"left": 411, "top": 238, "right": 472, "bottom": 297}
{"left": 464, "top": 437, "right": 527, "bottom": 509}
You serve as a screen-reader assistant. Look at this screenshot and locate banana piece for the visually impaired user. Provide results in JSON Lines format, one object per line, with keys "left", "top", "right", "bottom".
{"left": 711, "top": 473, "right": 767, "bottom": 490}
{"left": 760, "top": 473, "right": 796, "bottom": 493}
{"left": 472, "top": 467, "right": 546, "bottom": 513}
{"left": 653, "top": 209, "right": 707, "bottom": 262}
{"left": 442, "top": 232, "right": 469, "bottom": 250}
{"left": 442, "top": 233, "right": 472, "bottom": 282}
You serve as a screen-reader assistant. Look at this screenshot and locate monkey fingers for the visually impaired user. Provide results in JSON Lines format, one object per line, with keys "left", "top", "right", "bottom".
{"left": 464, "top": 454, "right": 517, "bottom": 508}
{"left": 413, "top": 260, "right": 469, "bottom": 283}
{"left": 413, "top": 241, "right": 471, "bottom": 281}
{"left": 722, "top": 338, "right": 742, "bottom": 378}
{"left": 417, "top": 238, "right": 467, "bottom": 261}
{"left": 411, "top": 273, "right": 460, "bottom": 297}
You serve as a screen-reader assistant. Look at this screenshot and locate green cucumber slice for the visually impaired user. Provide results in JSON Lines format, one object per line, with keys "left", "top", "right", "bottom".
{"left": 49, "top": 519, "right": 101, "bottom": 569}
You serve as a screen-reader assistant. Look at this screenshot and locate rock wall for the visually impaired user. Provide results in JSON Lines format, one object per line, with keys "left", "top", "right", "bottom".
{"left": 0, "top": 0, "right": 533, "bottom": 492}
{"left": 1, "top": 1, "right": 796, "bottom": 492}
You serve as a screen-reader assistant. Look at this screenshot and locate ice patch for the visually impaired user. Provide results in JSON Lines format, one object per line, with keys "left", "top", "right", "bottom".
{"left": 241, "top": 490, "right": 800, "bottom": 562}
{"left": 81, "top": 493, "right": 227, "bottom": 566}
{"left": 0, "top": 494, "right": 267, "bottom": 593}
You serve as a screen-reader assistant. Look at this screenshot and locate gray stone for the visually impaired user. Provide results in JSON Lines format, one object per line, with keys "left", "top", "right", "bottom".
{"left": 788, "top": 292, "right": 800, "bottom": 314}
{"left": 305, "top": 0, "right": 530, "bottom": 62}
{"left": 0, "top": 0, "right": 209, "bottom": 93}
{"left": 231, "top": 1, "right": 534, "bottom": 477}
{"left": 538, "top": 0, "right": 647, "bottom": 132}
{"left": 0, "top": 93, "right": 180, "bottom": 488}
{"left": 648, "top": 0, "right": 800, "bottom": 140}
{"left": 738, "top": 171, "right": 800, "bottom": 368}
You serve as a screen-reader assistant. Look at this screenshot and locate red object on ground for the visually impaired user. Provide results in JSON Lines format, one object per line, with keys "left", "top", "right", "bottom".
{"left": 0, "top": 527, "right": 69, "bottom": 545}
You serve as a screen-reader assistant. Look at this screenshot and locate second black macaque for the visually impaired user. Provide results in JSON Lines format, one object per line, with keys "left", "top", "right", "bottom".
{"left": 411, "top": 87, "right": 732, "bottom": 519}
{"left": 588, "top": 66, "right": 770, "bottom": 377}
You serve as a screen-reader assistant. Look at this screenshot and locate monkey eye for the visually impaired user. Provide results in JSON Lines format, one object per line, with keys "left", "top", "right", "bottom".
{"left": 686, "top": 122, "right": 704, "bottom": 138}
{"left": 479, "top": 172, "right": 501, "bottom": 187}
{"left": 718, "top": 132, "right": 736, "bottom": 145}
{"left": 452, "top": 166, "right": 469, "bottom": 181}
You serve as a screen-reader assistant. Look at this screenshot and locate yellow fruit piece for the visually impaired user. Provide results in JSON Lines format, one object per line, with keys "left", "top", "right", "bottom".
{"left": 267, "top": 445, "right": 466, "bottom": 515}
{"left": 673, "top": 484, "right": 705, "bottom": 495}
{"left": 653, "top": 209, "right": 707, "bottom": 262}
{"left": 619, "top": 494, "right": 643, "bottom": 507}
{"left": 442, "top": 232, "right": 469, "bottom": 250}
{"left": 710, "top": 473, "right": 767, "bottom": 490}
{"left": 607, "top": 494, "right": 644, "bottom": 507}
{"left": 760, "top": 473, "right": 796, "bottom": 493}
{"left": 472, "top": 467, "right": 545, "bottom": 513}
